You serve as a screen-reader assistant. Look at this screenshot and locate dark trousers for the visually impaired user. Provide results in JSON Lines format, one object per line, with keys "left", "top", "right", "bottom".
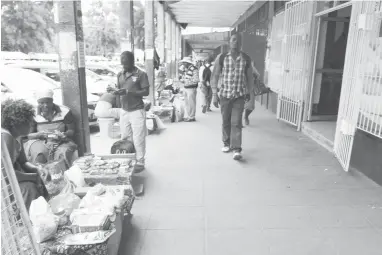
{"left": 220, "top": 96, "right": 245, "bottom": 152}
{"left": 201, "top": 85, "right": 212, "bottom": 108}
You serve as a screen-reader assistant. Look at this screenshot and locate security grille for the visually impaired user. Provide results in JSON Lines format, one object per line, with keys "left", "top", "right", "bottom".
{"left": 1, "top": 139, "right": 41, "bottom": 255}
{"left": 277, "top": 0, "right": 315, "bottom": 130}
{"left": 267, "top": 11, "right": 285, "bottom": 93}
{"left": 356, "top": 1, "right": 382, "bottom": 139}
{"left": 334, "top": 0, "right": 382, "bottom": 171}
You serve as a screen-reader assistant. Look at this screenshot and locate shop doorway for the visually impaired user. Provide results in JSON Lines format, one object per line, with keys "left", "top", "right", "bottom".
{"left": 305, "top": 5, "right": 352, "bottom": 144}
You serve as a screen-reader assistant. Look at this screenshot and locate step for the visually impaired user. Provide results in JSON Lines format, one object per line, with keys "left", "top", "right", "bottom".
{"left": 302, "top": 123, "right": 334, "bottom": 154}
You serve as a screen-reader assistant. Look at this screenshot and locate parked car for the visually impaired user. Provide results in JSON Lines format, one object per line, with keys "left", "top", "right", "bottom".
{"left": 3, "top": 60, "right": 113, "bottom": 96}
{"left": 86, "top": 62, "right": 146, "bottom": 81}
{"left": 1, "top": 65, "right": 98, "bottom": 126}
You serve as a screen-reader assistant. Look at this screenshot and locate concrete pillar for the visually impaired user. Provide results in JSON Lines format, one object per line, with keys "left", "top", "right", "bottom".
{"left": 54, "top": 1, "right": 90, "bottom": 155}
{"left": 156, "top": 2, "right": 165, "bottom": 62}
{"left": 144, "top": 0, "right": 155, "bottom": 104}
{"left": 171, "top": 19, "right": 176, "bottom": 78}
{"left": 175, "top": 24, "right": 179, "bottom": 79}
{"left": 119, "top": 1, "right": 134, "bottom": 52}
{"left": 165, "top": 12, "right": 172, "bottom": 77}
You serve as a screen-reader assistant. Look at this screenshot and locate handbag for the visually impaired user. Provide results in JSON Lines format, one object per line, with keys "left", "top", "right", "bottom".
{"left": 253, "top": 77, "right": 270, "bottom": 96}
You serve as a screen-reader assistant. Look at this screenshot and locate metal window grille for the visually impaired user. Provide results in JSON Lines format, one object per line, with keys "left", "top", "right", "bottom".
{"left": 277, "top": 0, "right": 315, "bottom": 130}
{"left": 356, "top": 1, "right": 382, "bottom": 139}
{"left": 334, "top": 0, "right": 382, "bottom": 171}
{"left": 267, "top": 11, "right": 285, "bottom": 93}
{"left": 1, "top": 139, "right": 41, "bottom": 255}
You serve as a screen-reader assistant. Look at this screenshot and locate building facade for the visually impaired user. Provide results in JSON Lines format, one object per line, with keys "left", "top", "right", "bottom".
{"left": 237, "top": 0, "right": 382, "bottom": 184}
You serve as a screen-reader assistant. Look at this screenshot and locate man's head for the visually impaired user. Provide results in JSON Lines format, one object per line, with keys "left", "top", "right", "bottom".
{"left": 121, "top": 51, "right": 135, "bottom": 72}
{"left": 229, "top": 33, "right": 242, "bottom": 51}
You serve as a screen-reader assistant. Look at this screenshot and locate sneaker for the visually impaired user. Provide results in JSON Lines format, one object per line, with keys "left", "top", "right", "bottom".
{"left": 185, "top": 118, "right": 196, "bottom": 122}
{"left": 233, "top": 151, "right": 242, "bottom": 160}
{"left": 222, "top": 146, "right": 230, "bottom": 153}
{"left": 202, "top": 105, "right": 207, "bottom": 113}
{"left": 207, "top": 108, "right": 212, "bottom": 112}
{"left": 133, "top": 163, "right": 145, "bottom": 173}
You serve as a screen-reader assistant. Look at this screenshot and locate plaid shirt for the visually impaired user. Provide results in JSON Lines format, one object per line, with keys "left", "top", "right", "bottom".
{"left": 218, "top": 52, "right": 249, "bottom": 99}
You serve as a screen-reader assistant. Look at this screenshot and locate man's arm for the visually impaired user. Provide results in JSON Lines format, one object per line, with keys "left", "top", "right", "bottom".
{"left": 211, "top": 54, "right": 222, "bottom": 95}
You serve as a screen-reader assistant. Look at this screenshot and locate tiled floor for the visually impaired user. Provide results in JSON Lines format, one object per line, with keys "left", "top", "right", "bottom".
{"left": 91, "top": 103, "right": 382, "bottom": 255}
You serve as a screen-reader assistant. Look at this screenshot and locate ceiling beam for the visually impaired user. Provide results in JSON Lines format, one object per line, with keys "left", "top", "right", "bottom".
{"left": 232, "top": 1, "right": 266, "bottom": 28}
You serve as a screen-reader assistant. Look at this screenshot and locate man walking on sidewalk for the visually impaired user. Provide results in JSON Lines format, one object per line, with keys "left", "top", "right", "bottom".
{"left": 113, "top": 51, "right": 149, "bottom": 172}
{"left": 200, "top": 56, "right": 214, "bottom": 113}
{"left": 211, "top": 33, "right": 255, "bottom": 160}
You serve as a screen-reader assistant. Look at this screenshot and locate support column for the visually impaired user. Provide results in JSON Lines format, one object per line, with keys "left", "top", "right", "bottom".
{"left": 156, "top": 2, "right": 165, "bottom": 62}
{"left": 144, "top": 0, "right": 155, "bottom": 104}
{"left": 119, "top": 0, "right": 134, "bottom": 52}
{"left": 54, "top": 1, "right": 90, "bottom": 155}
{"left": 165, "top": 12, "right": 172, "bottom": 78}
{"left": 175, "top": 24, "right": 179, "bottom": 79}
{"left": 171, "top": 19, "right": 176, "bottom": 78}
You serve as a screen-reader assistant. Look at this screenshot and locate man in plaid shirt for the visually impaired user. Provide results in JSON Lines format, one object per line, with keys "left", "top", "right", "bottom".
{"left": 211, "top": 33, "right": 255, "bottom": 160}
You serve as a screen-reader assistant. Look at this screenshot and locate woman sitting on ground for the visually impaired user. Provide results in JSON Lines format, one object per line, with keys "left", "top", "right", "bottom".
{"left": 1, "top": 99, "right": 49, "bottom": 210}
{"left": 24, "top": 89, "right": 78, "bottom": 168}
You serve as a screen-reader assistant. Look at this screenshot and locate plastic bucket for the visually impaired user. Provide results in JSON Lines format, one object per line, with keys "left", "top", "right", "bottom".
{"left": 98, "top": 117, "right": 115, "bottom": 139}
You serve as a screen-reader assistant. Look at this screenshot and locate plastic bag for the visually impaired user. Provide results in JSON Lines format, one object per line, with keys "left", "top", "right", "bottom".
{"left": 41, "top": 160, "right": 68, "bottom": 196}
{"left": 49, "top": 193, "right": 81, "bottom": 226}
{"left": 29, "top": 197, "right": 58, "bottom": 243}
{"left": 64, "top": 165, "right": 86, "bottom": 188}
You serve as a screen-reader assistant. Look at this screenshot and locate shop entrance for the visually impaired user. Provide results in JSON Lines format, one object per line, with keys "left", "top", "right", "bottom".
{"left": 305, "top": 4, "right": 352, "bottom": 144}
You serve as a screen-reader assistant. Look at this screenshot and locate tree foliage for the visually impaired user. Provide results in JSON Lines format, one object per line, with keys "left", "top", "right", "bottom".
{"left": 1, "top": 0, "right": 55, "bottom": 53}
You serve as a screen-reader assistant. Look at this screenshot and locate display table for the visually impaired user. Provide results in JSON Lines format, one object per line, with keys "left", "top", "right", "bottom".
{"left": 39, "top": 197, "right": 134, "bottom": 255}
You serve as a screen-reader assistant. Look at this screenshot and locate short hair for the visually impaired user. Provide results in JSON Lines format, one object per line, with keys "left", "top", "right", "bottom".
{"left": 1, "top": 99, "right": 35, "bottom": 131}
{"left": 121, "top": 51, "right": 134, "bottom": 59}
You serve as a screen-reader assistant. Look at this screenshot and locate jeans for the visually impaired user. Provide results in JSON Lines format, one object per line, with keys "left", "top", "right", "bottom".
{"left": 184, "top": 88, "right": 197, "bottom": 119}
{"left": 120, "top": 109, "right": 147, "bottom": 164}
{"left": 220, "top": 96, "right": 245, "bottom": 152}
{"left": 200, "top": 84, "right": 212, "bottom": 109}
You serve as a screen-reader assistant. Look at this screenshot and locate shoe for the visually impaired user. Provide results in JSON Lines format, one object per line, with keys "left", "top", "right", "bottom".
{"left": 185, "top": 118, "right": 196, "bottom": 122}
{"left": 202, "top": 105, "right": 207, "bottom": 113}
{"left": 222, "top": 146, "right": 230, "bottom": 153}
{"left": 207, "top": 108, "right": 212, "bottom": 112}
{"left": 133, "top": 163, "right": 145, "bottom": 173}
{"left": 233, "top": 151, "right": 242, "bottom": 160}
{"left": 245, "top": 118, "right": 249, "bottom": 126}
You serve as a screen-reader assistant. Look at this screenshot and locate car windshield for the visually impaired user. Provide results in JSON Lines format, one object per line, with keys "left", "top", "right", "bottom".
{"left": 1, "top": 66, "right": 59, "bottom": 92}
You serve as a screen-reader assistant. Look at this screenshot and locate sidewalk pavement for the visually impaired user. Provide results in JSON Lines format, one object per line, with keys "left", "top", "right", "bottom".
{"left": 91, "top": 103, "right": 382, "bottom": 255}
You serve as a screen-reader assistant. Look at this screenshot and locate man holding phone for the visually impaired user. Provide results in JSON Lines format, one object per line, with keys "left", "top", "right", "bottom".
{"left": 110, "top": 51, "right": 150, "bottom": 173}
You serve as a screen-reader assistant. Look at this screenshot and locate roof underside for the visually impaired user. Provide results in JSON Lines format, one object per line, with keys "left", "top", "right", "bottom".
{"left": 168, "top": 1, "right": 255, "bottom": 27}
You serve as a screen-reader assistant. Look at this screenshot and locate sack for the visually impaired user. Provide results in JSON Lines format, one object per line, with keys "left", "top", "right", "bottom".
{"left": 110, "top": 140, "right": 135, "bottom": 154}
{"left": 29, "top": 197, "right": 59, "bottom": 243}
{"left": 49, "top": 193, "right": 81, "bottom": 226}
{"left": 40, "top": 160, "right": 69, "bottom": 197}
{"left": 253, "top": 78, "right": 270, "bottom": 96}
{"left": 65, "top": 165, "right": 86, "bottom": 188}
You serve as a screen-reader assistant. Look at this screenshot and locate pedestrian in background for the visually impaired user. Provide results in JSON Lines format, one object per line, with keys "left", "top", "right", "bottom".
{"left": 244, "top": 61, "right": 260, "bottom": 125}
{"left": 211, "top": 33, "right": 254, "bottom": 160}
{"left": 179, "top": 57, "right": 199, "bottom": 122}
{"left": 199, "top": 56, "right": 214, "bottom": 113}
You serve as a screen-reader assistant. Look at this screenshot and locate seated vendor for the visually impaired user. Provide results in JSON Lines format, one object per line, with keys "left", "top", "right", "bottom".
{"left": 94, "top": 92, "right": 120, "bottom": 119}
{"left": 25, "top": 89, "right": 78, "bottom": 168}
{"left": 1, "top": 99, "right": 49, "bottom": 211}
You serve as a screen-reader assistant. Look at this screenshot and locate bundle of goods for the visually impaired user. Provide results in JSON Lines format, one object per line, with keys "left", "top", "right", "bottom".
{"left": 73, "top": 155, "right": 133, "bottom": 175}
{"left": 39, "top": 160, "right": 75, "bottom": 197}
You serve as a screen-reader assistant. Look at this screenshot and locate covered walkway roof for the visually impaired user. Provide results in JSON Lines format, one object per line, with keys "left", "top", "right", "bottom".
{"left": 166, "top": 1, "right": 263, "bottom": 52}
{"left": 167, "top": 1, "right": 255, "bottom": 27}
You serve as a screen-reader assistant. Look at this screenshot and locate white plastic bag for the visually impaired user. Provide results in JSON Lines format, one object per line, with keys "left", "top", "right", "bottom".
{"left": 29, "top": 197, "right": 58, "bottom": 243}
{"left": 64, "top": 165, "right": 86, "bottom": 188}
